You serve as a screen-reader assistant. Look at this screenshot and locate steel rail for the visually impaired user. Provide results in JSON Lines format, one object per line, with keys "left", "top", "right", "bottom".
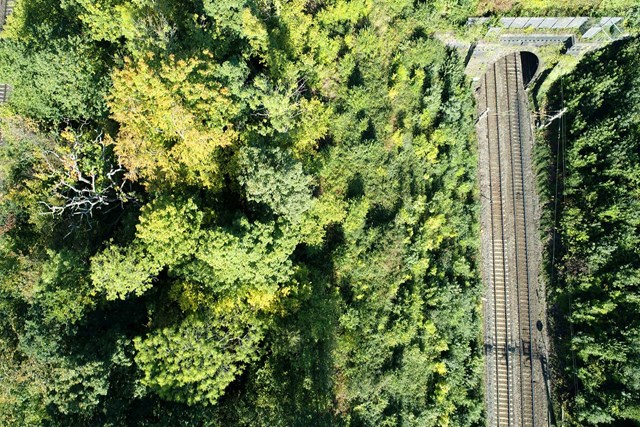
{"left": 501, "top": 52, "right": 537, "bottom": 427}
{"left": 512, "top": 53, "right": 537, "bottom": 427}
{"left": 504, "top": 53, "right": 528, "bottom": 427}
{"left": 484, "top": 61, "right": 512, "bottom": 427}
{"left": 483, "top": 52, "right": 541, "bottom": 427}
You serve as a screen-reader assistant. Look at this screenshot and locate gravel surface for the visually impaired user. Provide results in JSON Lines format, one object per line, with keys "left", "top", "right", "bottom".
{"left": 475, "top": 52, "right": 552, "bottom": 427}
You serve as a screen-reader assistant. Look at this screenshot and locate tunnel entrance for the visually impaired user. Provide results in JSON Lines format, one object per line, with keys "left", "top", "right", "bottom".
{"left": 480, "top": 51, "right": 540, "bottom": 90}
{"left": 520, "top": 51, "right": 539, "bottom": 87}
{"left": 476, "top": 50, "right": 548, "bottom": 427}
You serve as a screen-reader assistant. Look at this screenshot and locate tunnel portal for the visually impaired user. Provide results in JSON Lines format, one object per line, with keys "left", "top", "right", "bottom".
{"left": 519, "top": 52, "right": 539, "bottom": 87}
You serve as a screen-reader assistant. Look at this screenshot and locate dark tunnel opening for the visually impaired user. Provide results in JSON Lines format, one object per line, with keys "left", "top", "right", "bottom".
{"left": 520, "top": 52, "right": 539, "bottom": 87}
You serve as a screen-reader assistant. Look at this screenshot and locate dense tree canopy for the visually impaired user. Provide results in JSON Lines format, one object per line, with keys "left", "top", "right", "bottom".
{"left": 0, "top": 0, "right": 483, "bottom": 425}
{"left": 539, "top": 37, "right": 640, "bottom": 426}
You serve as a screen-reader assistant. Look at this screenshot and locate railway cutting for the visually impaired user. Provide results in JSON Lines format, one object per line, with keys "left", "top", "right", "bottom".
{"left": 476, "top": 52, "right": 551, "bottom": 427}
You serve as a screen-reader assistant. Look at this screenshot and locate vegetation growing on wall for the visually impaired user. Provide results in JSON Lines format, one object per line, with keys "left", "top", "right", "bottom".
{"left": 477, "top": 0, "right": 640, "bottom": 19}
{"left": 0, "top": 1, "right": 483, "bottom": 425}
{"left": 537, "top": 37, "right": 640, "bottom": 426}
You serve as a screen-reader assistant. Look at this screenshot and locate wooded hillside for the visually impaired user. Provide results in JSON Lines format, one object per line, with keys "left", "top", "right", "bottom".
{"left": 0, "top": 1, "right": 483, "bottom": 425}
{"left": 539, "top": 37, "right": 640, "bottom": 426}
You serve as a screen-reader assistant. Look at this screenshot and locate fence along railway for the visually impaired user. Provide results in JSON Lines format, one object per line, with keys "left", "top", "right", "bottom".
{"left": 477, "top": 51, "right": 549, "bottom": 426}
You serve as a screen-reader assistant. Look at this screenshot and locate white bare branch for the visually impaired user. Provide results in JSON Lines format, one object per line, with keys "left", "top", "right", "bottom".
{"left": 39, "top": 128, "right": 134, "bottom": 222}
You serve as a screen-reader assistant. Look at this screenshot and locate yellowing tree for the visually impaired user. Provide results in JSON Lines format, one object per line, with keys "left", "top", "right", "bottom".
{"left": 109, "top": 54, "right": 239, "bottom": 190}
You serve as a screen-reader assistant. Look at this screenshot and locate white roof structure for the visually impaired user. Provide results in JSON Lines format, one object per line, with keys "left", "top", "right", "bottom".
{"left": 479, "top": 16, "right": 619, "bottom": 31}
{"left": 582, "top": 27, "right": 603, "bottom": 39}
{"left": 600, "top": 17, "right": 623, "bottom": 27}
{"left": 538, "top": 18, "right": 559, "bottom": 28}
{"left": 526, "top": 17, "right": 545, "bottom": 28}
{"left": 566, "top": 17, "right": 589, "bottom": 28}
{"left": 510, "top": 17, "right": 531, "bottom": 29}
{"left": 467, "top": 15, "right": 625, "bottom": 45}
{"left": 553, "top": 17, "right": 576, "bottom": 28}
{"left": 500, "top": 17, "right": 516, "bottom": 27}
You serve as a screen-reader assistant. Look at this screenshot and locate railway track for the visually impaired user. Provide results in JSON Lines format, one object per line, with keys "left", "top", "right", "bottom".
{"left": 0, "top": 0, "right": 14, "bottom": 30}
{"left": 481, "top": 53, "right": 537, "bottom": 426}
{"left": 504, "top": 53, "right": 536, "bottom": 427}
{"left": 484, "top": 61, "right": 513, "bottom": 426}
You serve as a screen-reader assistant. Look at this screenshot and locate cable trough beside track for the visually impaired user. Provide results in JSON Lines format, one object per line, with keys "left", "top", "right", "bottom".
{"left": 478, "top": 52, "right": 547, "bottom": 426}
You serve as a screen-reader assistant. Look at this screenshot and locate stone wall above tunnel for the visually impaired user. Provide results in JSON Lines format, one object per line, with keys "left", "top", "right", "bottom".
{"left": 475, "top": 50, "right": 541, "bottom": 96}
{"left": 465, "top": 42, "right": 545, "bottom": 90}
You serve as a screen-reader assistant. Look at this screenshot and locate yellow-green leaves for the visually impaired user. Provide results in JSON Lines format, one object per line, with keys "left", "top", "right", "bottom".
{"left": 134, "top": 308, "right": 264, "bottom": 406}
{"left": 90, "top": 196, "right": 300, "bottom": 307}
{"left": 292, "top": 98, "right": 332, "bottom": 156}
{"left": 109, "top": 55, "right": 238, "bottom": 189}
{"left": 241, "top": 7, "right": 269, "bottom": 57}
{"left": 136, "top": 198, "right": 203, "bottom": 266}
{"left": 67, "top": 0, "right": 177, "bottom": 51}
{"left": 71, "top": 0, "right": 141, "bottom": 43}
{"left": 90, "top": 244, "right": 159, "bottom": 300}
{"left": 195, "top": 220, "right": 297, "bottom": 296}
{"left": 91, "top": 197, "right": 202, "bottom": 300}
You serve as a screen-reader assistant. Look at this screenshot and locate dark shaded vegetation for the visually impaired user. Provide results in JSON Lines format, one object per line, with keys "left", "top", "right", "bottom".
{"left": 537, "top": 37, "right": 640, "bottom": 426}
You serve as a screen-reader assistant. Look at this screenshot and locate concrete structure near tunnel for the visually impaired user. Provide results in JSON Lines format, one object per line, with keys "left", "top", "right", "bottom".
{"left": 454, "top": 16, "right": 627, "bottom": 90}
{"left": 466, "top": 45, "right": 544, "bottom": 91}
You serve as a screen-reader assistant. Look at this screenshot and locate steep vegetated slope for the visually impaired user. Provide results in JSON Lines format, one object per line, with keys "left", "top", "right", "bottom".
{"left": 0, "top": 1, "right": 482, "bottom": 425}
{"left": 477, "top": 0, "right": 640, "bottom": 18}
{"left": 537, "top": 37, "right": 640, "bottom": 425}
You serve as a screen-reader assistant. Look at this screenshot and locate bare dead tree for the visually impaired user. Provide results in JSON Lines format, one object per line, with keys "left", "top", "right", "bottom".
{"left": 39, "top": 126, "right": 134, "bottom": 224}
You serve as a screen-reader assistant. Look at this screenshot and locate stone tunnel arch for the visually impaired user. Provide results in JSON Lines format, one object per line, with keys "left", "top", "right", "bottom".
{"left": 519, "top": 51, "right": 539, "bottom": 87}
{"left": 477, "top": 50, "right": 541, "bottom": 90}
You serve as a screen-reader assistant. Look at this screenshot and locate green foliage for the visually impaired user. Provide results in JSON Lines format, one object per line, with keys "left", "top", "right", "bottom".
{"left": 37, "top": 249, "right": 94, "bottom": 325}
{"left": 191, "top": 219, "right": 298, "bottom": 296}
{"left": 0, "top": 0, "right": 113, "bottom": 124}
{"left": 136, "top": 197, "right": 204, "bottom": 266}
{"left": 540, "top": 37, "right": 640, "bottom": 425}
{"left": 0, "top": 37, "right": 110, "bottom": 122}
{"left": 135, "top": 308, "right": 264, "bottom": 406}
{"left": 236, "top": 146, "right": 313, "bottom": 222}
{"left": 90, "top": 244, "right": 160, "bottom": 300}
{"left": 477, "top": 0, "right": 640, "bottom": 19}
{"left": 50, "top": 360, "right": 110, "bottom": 415}
{"left": 0, "top": 0, "right": 483, "bottom": 425}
